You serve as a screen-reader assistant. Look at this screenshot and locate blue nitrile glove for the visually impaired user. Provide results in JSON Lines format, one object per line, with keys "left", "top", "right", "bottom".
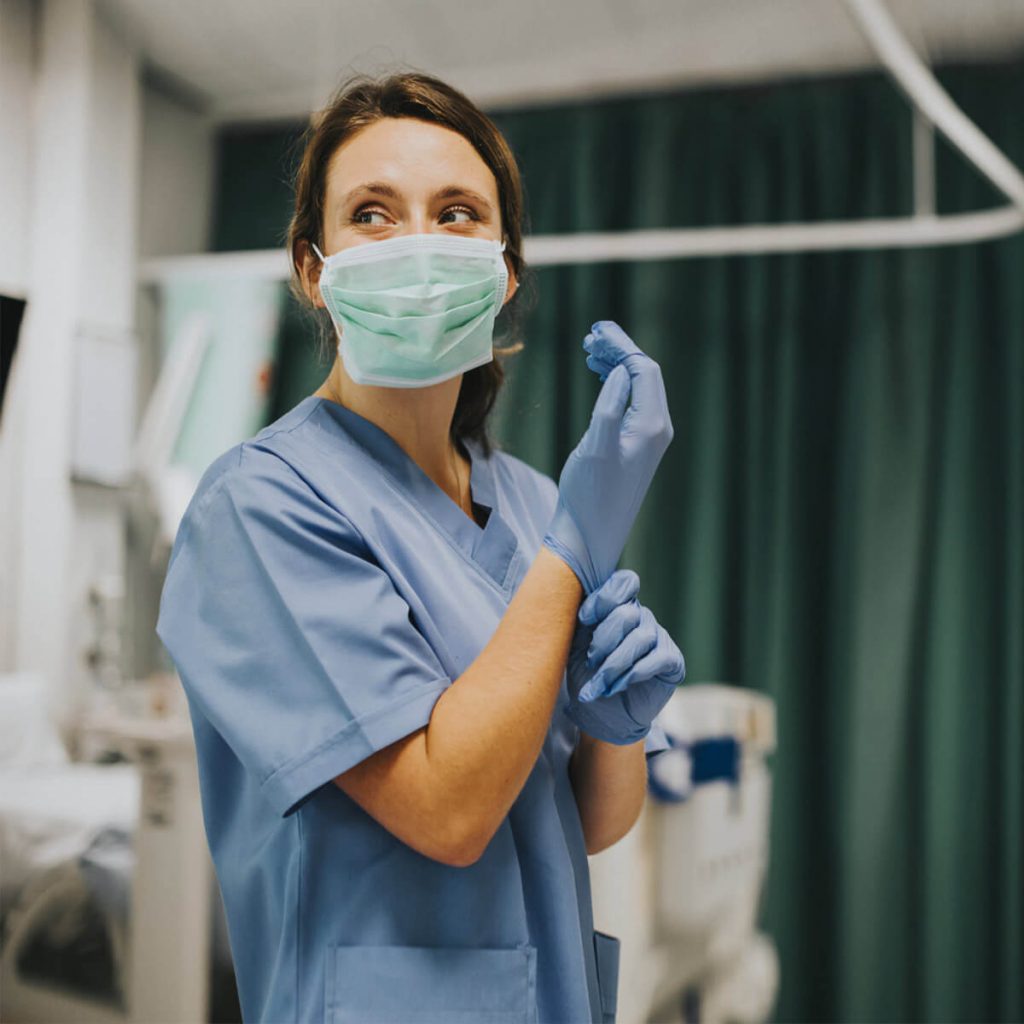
{"left": 565, "top": 569, "right": 685, "bottom": 745}
{"left": 542, "top": 321, "right": 674, "bottom": 594}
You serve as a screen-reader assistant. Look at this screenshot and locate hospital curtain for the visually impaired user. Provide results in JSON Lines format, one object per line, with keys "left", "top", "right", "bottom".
{"left": 220, "top": 59, "right": 1024, "bottom": 1023}
{"left": 486, "top": 64, "right": 1024, "bottom": 1024}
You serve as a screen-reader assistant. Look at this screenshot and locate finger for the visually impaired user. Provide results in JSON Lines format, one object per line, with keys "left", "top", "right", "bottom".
{"left": 620, "top": 355, "right": 673, "bottom": 446}
{"left": 587, "top": 363, "right": 631, "bottom": 446}
{"left": 585, "top": 353, "right": 614, "bottom": 381}
{"left": 587, "top": 601, "right": 642, "bottom": 666}
{"left": 588, "top": 607, "right": 659, "bottom": 694}
{"left": 586, "top": 321, "right": 642, "bottom": 365}
{"left": 586, "top": 322, "right": 670, "bottom": 439}
{"left": 570, "top": 621, "right": 593, "bottom": 663}
{"left": 579, "top": 569, "right": 640, "bottom": 626}
{"left": 605, "top": 626, "right": 685, "bottom": 695}
{"left": 582, "top": 328, "right": 622, "bottom": 381}
{"left": 604, "top": 653, "right": 681, "bottom": 699}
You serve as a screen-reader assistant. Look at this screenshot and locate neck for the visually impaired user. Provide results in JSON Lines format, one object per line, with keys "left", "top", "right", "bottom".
{"left": 315, "top": 358, "right": 470, "bottom": 511}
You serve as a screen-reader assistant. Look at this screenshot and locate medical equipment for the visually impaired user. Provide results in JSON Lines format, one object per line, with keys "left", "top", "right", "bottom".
{"left": 131, "top": 276, "right": 283, "bottom": 557}
{"left": 313, "top": 232, "right": 509, "bottom": 388}
{"left": 590, "top": 684, "right": 778, "bottom": 1024}
{"left": 544, "top": 322, "right": 673, "bottom": 595}
{"left": 131, "top": 309, "right": 212, "bottom": 552}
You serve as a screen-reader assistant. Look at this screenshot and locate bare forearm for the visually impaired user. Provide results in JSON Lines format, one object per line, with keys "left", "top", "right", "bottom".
{"left": 569, "top": 733, "right": 647, "bottom": 854}
{"left": 427, "top": 546, "right": 582, "bottom": 859}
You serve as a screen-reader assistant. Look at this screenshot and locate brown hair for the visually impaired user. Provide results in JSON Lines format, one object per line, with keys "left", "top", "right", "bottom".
{"left": 287, "top": 71, "right": 530, "bottom": 457}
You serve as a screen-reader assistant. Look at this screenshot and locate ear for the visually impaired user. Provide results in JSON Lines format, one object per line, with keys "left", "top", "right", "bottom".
{"left": 297, "top": 240, "right": 325, "bottom": 309}
{"left": 502, "top": 252, "right": 518, "bottom": 306}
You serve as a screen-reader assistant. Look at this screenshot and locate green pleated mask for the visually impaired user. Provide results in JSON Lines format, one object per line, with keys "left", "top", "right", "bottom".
{"left": 314, "top": 233, "right": 509, "bottom": 388}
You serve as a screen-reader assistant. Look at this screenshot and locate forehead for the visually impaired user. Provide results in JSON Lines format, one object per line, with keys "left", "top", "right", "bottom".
{"left": 324, "top": 117, "right": 498, "bottom": 203}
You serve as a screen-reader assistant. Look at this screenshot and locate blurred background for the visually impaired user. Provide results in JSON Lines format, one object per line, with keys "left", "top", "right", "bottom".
{"left": 0, "top": 1, "right": 1021, "bottom": 1022}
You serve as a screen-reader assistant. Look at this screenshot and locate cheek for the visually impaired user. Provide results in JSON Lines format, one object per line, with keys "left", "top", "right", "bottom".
{"left": 322, "top": 224, "right": 346, "bottom": 251}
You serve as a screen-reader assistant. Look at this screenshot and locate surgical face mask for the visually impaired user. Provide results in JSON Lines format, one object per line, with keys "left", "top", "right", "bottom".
{"left": 312, "top": 233, "right": 509, "bottom": 389}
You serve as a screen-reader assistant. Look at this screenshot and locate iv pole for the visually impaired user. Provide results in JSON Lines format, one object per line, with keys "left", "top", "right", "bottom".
{"left": 139, "top": 0, "right": 1024, "bottom": 280}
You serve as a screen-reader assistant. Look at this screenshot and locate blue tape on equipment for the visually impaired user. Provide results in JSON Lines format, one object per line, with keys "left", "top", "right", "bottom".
{"left": 647, "top": 734, "right": 741, "bottom": 804}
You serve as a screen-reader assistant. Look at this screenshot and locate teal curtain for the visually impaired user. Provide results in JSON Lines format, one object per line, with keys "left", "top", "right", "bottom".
{"left": 489, "top": 65, "right": 1023, "bottom": 1024}
{"left": 217, "top": 61, "right": 1024, "bottom": 1023}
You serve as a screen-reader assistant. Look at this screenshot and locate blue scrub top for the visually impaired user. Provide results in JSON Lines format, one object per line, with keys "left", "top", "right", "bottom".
{"left": 156, "top": 395, "right": 669, "bottom": 1024}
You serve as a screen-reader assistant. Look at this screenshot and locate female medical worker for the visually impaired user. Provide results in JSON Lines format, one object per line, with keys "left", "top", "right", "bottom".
{"left": 156, "top": 72, "right": 684, "bottom": 1024}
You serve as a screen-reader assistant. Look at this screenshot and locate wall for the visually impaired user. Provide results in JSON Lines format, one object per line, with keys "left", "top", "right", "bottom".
{"left": 0, "top": 0, "right": 33, "bottom": 298}
{"left": 138, "top": 80, "right": 213, "bottom": 261}
{"left": 0, "top": 0, "right": 139, "bottom": 738}
{"left": 0, "top": 0, "right": 34, "bottom": 676}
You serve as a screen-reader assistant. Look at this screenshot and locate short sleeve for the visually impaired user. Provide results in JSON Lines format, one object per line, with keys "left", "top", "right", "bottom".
{"left": 156, "top": 446, "right": 451, "bottom": 817}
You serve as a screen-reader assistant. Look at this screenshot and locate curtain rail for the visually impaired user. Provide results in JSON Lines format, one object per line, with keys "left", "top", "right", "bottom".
{"left": 140, "top": 206, "right": 1024, "bottom": 282}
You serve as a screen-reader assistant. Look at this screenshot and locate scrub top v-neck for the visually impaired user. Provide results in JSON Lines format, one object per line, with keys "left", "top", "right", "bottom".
{"left": 156, "top": 395, "right": 661, "bottom": 1024}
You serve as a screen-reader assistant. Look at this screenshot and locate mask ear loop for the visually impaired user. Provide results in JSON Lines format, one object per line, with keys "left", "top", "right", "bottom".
{"left": 308, "top": 243, "right": 333, "bottom": 325}
{"left": 498, "top": 239, "right": 517, "bottom": 297}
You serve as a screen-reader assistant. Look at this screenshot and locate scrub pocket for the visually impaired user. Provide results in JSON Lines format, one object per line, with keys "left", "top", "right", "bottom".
{"left": 326, "top": 944, "right": 538, "bottom": 1024}
{"left": 593, "top": 930, "right": 621, "bottom": 1024}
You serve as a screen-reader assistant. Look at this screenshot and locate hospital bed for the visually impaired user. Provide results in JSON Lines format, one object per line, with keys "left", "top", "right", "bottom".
{"left": 0, "top": 671, "right": 235, "bottom": 1024}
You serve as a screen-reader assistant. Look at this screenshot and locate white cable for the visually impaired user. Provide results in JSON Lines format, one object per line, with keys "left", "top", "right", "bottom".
{"left": 843, "top": 0, "right": 1024, "bottom": 211}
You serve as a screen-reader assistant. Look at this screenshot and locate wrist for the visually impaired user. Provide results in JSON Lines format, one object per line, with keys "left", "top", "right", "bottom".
{"left": 576, "top": 730, "right": 645, "bottom": 752}
{"left": 540, "top": 532, "right": 590, "bottom": 594}
{"left": 543, "top": 503, "right": 599, "bottom": 594}
{"left": 566, "top": 703, "right": 650, "bottom": 746}
{"left": 533, "top": 545, "right": 584, "bottom": 601}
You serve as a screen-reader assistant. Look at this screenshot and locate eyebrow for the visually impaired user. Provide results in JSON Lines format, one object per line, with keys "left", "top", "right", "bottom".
{"left": 340, "top": 181, "right": 494, "bottom": 215}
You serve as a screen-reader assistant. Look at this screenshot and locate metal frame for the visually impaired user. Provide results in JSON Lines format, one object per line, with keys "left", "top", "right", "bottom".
{"left": 138, "top": 0, "right": 1024, "bottom": 282}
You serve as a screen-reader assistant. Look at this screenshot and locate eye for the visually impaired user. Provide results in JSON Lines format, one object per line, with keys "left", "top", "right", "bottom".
{"left": 351, "top": 205, "right": 390, "bottom": 226}
{"left": 439, "top": 205, "right": 478, "bottom": 225}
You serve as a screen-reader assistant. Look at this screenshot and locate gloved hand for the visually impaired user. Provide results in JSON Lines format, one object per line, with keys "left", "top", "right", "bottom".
{"left": 565, "top": 569, "right": 685, "bottom": 746}
{"left": 542, "top": 321, "right": 674, "bottom": 594}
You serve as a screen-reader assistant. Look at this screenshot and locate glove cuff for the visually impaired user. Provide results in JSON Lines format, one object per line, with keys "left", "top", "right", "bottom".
{"left": 564, "top": 703, "right": 650, "bottom": 746}
{"left": 542, "top": 503, "right": 600, "bottom": 593}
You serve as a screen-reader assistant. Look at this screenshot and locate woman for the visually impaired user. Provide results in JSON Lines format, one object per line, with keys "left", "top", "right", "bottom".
{"left": 156, "top": 72, "right": 683, "bottom": 1024}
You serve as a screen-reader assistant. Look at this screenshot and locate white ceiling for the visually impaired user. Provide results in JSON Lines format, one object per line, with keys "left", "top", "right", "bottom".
{"left": 96, "top": 0, "right": 1024, "bottom": 122}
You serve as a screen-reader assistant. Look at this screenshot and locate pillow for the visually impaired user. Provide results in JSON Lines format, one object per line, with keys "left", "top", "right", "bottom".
{"left": 0, "top": 671, "right": 70, "bottom": 768}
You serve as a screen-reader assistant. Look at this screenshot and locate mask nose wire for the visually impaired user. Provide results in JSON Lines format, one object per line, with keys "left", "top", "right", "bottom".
{"left": 312, "top": 238, "right": 506, "bottom": 262}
